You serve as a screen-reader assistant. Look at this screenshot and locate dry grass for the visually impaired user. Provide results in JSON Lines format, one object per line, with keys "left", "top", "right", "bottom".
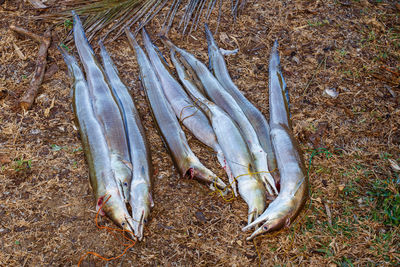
{"left": 1, "top": 0, "right": 399, "bottom": 266}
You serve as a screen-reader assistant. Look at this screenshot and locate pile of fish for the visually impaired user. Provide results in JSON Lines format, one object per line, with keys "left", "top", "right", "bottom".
{"left": 63, "top": 11, "right": 307, "bottom": 241}
{"left": 126, "top": 27, "right": 308, "bottom": 239}
{"left": 61, "top": 12, "right": 152, "bottom": 241}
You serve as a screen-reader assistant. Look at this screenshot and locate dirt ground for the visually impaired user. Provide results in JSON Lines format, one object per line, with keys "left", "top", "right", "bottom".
{"left": 1, "top": 0, "right": 399, "bottom": 266}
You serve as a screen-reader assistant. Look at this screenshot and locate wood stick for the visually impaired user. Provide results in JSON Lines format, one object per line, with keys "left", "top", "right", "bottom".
{"left": 10, "top": 25, "right": 42, "bottom": 43}
{"left": 11, "top": 25, "right": 51, "bottom": 110}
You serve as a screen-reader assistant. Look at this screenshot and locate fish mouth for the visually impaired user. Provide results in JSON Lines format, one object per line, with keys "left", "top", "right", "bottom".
{"left": 242, "top": 202, "right": 290, "bottom": 240}
{"left": 131, "top": 209, "right": 147, "bottom": 241}
{"left": 188, "top": 167, "right": 228, "bottom": 191}
{"left": 136, "top": 211, "right": 145, "bottom": 241}
{"left": 122, "top": 215, "right": 137, "bottom": 241}
{"left": 247, "top": 208, "right": 262, "bottom": 224}
{"left": 246, "top": 217, "right": 287, "bottom": 240}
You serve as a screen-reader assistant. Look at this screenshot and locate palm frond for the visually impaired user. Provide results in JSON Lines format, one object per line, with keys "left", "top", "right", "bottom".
{"left": 45, "top": 0, "right": 247, "bottom": 41}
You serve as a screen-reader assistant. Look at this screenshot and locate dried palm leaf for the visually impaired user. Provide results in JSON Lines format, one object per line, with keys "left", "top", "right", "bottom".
{"left": 44, "top": 0, "right": 246, "bottom": 42}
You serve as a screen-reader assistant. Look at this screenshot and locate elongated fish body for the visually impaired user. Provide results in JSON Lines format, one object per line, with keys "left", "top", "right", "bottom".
{"left": 171, "top": 51, "right": 266, "bottom": 223}
{"left": 204, "top": 24, "right": 278, "bottom": 183}
{"left": 141, "top": 29, "right": 233, "bottom": 185}
{"left": 99, "top": 43, "right": 152, "bottom": 241}
{"left": 126, "top": 30, "right": 227, "bottom": 191}
{"left": 162, "top": 38, "right": 277, "bottom": 195}
{"left": 72, "top": 11, "right": 131, "bottom": 202}
{"left": 60, "top": 48, "right": 135, "bottom": 236}
{"left": 242, "top": 41, "right": 308, "bottom": 239}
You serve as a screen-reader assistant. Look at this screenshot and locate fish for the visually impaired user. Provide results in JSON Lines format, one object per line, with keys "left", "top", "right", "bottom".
{"left": 171, "top": 50, "right": 266, "bottom": 223}
{"left": 162, "top": 37, "right": 277, "bottom": 196}
{"left": 204, "top": 23, "right": 279, "bottom": 185}
{"left": 99, "top": 42, "right": 153, "bottom": 241}
{"left": 125, "top": 29, "right": 227, "bottom": 191}
{"left": 141, "top": 28, "right": 234, "bottom": 191}
{"left": 242, "top": 41, "right": 308, "bottom": 239}
{"left": 72, "top": 11, "right": 132, "bottom": 202}
{"left": 60, "top": 47, "right": 136, "bottom": 237}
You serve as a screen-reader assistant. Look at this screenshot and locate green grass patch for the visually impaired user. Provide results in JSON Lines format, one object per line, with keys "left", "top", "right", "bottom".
{"left": 366, "top": 176, "right": 400, "bottom": 226}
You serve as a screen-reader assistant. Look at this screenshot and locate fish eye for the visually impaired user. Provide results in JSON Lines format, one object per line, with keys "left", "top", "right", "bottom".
{"left": 143, "top": 219, "right": 148, "bottom": 224}
{"left": 121, "top": 222, "right": 125, "bottom": 226}
{"left": 124, "top": 182, "right": 128, "bottom": 186}
{"left": 263, "top": 225, "right": 268, "bottom": 231}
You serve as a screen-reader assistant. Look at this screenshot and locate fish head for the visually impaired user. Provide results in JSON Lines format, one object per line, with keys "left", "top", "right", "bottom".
{"left": 129, "top": 182, "right": 152, "bottom": 241}
{"left": 245, "top": 196, "right": 294, "bottom": 240}
{"left": 247, "top": 212, "right": 290, "bottom": 240}
{"left": 98, "top": 193, "right": 137, "bottom": 240}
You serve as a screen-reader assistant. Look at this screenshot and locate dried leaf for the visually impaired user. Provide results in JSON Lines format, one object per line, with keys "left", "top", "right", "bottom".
{"left": 44, "top": 97, "right": 55, "bottom": 117}
{"left": 28, "top": 0, "right": 48, "bottom": 9}
{"left": 12, "top": 42, "right": 26, "bottom": 60}
{"left": 388, "top": 159, "right": 400, "bottom": 172}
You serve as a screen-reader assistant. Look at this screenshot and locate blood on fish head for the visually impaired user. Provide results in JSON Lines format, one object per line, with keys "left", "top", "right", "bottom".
{"left": 96, "top": 195, "right": 106, "bottom": 216}
{"left": 276, "top": 180, "right": 281, "bottom": 192}
{"left": 184, "top": 167, "right": 195, "bottom": 179}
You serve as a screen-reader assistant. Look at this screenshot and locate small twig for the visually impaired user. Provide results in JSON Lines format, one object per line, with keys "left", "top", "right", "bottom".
{"left": 370, "top": 73, "right": 399, "bottom": 86}
{"left": 381, "top": 65, "right": 400, "bottom": 77}
{"left": 27, "top": 0, "right": 47, "bottom": 9}
{"left": 303, "top": 56, "right": 327, "bottom": 95}
{"left": 11, "top": 25, "right": 51, "bottom": 110}
{"left": 337, "top": 0, "right": 351, "bottom": 6}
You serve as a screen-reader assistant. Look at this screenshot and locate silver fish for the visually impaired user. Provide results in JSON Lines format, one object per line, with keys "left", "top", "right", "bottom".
{"left": 125, "top": 29, "right": 227, "bottom": 191}
{"left": 141, "top": 28, "right": 233, "bottom": 186}
{"left": 99, "top": 42, "right": 153, "bottom": 241}
{"left": 242, "top": 41, "right": 308, "bottom": 240}
{"left": 171, "top": 50, "right": 266, "bottom": 223}
{"left": 162, "top": 37, "right": 277, "bottom": 195}
{"left": 72, "top": 11, "right": 132, "bottom": 202}
{"left": 205, "top": 24, "right": 279, "bottom": 185}
{"left": 60, "top": 47, "right": 136, "bottom": 237}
